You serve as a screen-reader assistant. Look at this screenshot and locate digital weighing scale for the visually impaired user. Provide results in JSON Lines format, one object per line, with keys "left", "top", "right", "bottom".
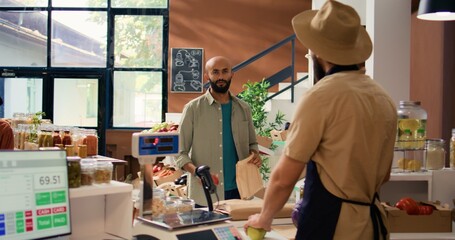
{"left": 131, "top": 131, "right": 244, "bottom": 240}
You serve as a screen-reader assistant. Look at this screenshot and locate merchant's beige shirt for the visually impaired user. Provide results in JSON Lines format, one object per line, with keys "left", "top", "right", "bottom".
{"left": 284, "top": 70, "right": 397, "bottom": 239}
{"left": 175, "top": 90, "right": 258, "bottom": 206}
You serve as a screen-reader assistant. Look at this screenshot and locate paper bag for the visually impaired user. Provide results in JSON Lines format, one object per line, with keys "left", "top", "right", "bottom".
{"left": 236, "top": 155, "right": 264, "bottom": 199}
{"left": 216, "top": 199, "right": 294, "bottom": 220}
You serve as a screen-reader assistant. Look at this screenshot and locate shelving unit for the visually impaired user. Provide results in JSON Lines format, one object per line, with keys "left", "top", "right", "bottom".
{"left": 69, "top": 181, "right": 133, "bottom": 239}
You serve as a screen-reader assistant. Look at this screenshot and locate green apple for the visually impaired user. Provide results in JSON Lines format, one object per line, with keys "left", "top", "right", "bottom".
{"left": 247, "top": 226, "right": 266, "bottom": 240}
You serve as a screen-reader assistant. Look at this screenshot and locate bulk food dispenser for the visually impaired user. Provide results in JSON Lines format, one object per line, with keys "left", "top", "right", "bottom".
{"left": 394, "top": 101, "right": 427, "bottom": 172}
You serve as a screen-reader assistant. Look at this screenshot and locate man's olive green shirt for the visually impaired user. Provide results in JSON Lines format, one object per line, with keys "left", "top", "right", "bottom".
{"left": 175, "top": 90, "right": 259, "bottom": 206}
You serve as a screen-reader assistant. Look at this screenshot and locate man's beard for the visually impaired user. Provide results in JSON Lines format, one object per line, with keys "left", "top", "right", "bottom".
{"left": 209, "top": 78, "right": 231, "bottom": 93}
{"left": 312, "top": 56, "right": 326, "bottom": 84}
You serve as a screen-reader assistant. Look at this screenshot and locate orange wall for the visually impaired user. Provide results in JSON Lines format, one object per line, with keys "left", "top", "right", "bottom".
{"left": 167, "top": 0, "right": 310, "bottom": 113}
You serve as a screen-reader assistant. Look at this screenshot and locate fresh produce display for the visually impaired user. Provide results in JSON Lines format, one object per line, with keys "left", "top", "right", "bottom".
{"left": 143, "top": 122, "right": 179, "bottom": 133}
{"left": 154, "top": 166, "right": 176, "bottom": 178}
{"left": 418, "top": 205, "right": 434, "bottom": 215}
{"left": 394, "top": 197, "right": 435, "bottom": 215}
{"left": 395, "top": 197, "right": 419, "bottom": 215}
{"left": 153, "top": 162, "right": 164, "bottom": 173}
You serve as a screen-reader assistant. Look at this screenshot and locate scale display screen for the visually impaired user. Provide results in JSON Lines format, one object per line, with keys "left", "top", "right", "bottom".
{"left": 138, "top": 134, "right": 179, "bottom": 156}
{"left": 0, "top": 150, "right": 71, "bottom": 240}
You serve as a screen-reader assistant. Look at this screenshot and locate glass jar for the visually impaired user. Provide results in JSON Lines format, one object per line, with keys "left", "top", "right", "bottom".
{"left": 165, "top": 200, "right": 178, "bottom": 215}
{"left": 65, "top": 145, "right": 75, "bottom": 157}
{"left": 78, "top": 144, "right": 88, "bottom": 158}
{"left": 94, "top": 161, "right": 113, "bottom": 184}
{"left": 177, "top": 199, "right": 195, "bottom": 213}
{"left": 83, "top": 129, "right": 98, "bottom": 156}
{"left": 151, "top": 188, "right": 166, "bottom": 218}
{"left": 396, "top": 101, "right": 427, "bottom": 150}
{"left": 425, "top": 139, "right": 446, "bottom": 170}
{"left": 81, "top": 159, "right": 96, "bottom": 186}
{"left": 67, "top": 157, "right": 81, "bottom": 188}
{"left": 450, "top": 129, "right": 455, "bottom": 169}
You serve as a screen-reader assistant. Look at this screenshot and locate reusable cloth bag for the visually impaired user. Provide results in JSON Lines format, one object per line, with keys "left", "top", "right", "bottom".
{"left": 235, "top": 154, "right": 264, "bottom": 199}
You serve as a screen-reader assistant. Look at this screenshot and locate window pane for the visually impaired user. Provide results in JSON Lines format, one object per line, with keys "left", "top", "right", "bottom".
{"left": 0, "top": 11, "right": 47, "bottom": 67}
{"left": 112, "top": 0, "right": 167, "bottom": 9}
{"left": 0, "top": 0, "right": 47, "bottom": 7}
{"left": 54, "top": 78, "right": 98, "bottom": 127}
{"left": 51, "top": 11, "right": 107, "bottom": 67}
{"left": 114, "top": 15, "right": 163, "bottom": 68}
{"left": 113, "top": 71, "right": 162, "bottom": 127}
{"left": 2, "top": 78, "right": 43, "bottom": 118}
{"left": 53, "top": 0, "right": 106, "bottom": 8}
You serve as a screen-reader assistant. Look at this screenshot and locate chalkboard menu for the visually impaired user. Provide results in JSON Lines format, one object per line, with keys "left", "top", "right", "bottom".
{"left": 171, "top": 48, "right": 204, "bottom": 93}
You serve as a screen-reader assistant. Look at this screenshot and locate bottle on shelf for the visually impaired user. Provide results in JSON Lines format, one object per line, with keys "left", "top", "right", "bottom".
{"left": 62, "top": 130, "right": 72, "bottom": 147}
{"left": 52, "top": 130, "right": 62, "bottom": 147}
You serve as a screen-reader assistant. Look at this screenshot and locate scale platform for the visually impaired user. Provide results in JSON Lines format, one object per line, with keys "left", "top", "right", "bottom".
{"left": 134, "top": 210, "right": 243, "bottom": 240}
{"left": 138, "top": 209, "right": 231, "bottom": 230}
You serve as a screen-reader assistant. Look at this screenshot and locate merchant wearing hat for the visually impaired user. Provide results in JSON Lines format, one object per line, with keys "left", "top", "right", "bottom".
{"left": 0, "top": 96, "right": 14, "bottom": 149}
{"left": 244, "top": 1, "right": 397, "bottom": 239}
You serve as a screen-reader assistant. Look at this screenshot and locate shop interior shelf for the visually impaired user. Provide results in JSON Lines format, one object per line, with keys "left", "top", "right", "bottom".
{"left": 390, "top": 171, "right": 432, "bottom": 181}
{"left": 69, "top": 180, "right": 132, "bottom": 198}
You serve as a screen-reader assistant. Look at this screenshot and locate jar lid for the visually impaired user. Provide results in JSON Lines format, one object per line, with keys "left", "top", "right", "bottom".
{"left": 81, "top": 159, "right": 96, "bottom": 165}
{"left": 67, "top": 156, "right": 81, "bottom": 162}
{"left": 399, "top": 100, "right": 421, "bottom": 106}
{"left": 426, "top": 138, "right": 445, "bottom": 143}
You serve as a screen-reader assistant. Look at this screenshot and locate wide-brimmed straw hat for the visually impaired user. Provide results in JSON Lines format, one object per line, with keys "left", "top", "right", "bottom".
{"left": 292, "top": 0, "right": 372, "bottom": 65}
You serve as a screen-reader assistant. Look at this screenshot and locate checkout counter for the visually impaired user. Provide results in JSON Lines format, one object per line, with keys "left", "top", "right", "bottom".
{"left": 129, "top": 131, "right": 455, "bottom": 240}
{"left": 130, "top": 131, "right": 297, "bottom": 240}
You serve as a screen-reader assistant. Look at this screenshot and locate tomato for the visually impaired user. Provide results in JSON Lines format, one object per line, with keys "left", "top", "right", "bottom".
{"left": 395, "top": 197, "right": 419, "bottom": 215}
{"left": 418, "top": 205, "right": 434, "bottom": 215}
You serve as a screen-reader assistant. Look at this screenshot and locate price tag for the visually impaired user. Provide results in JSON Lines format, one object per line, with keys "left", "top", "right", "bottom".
{"left": 34, "top": 172, "right": 66, "bottom": 190}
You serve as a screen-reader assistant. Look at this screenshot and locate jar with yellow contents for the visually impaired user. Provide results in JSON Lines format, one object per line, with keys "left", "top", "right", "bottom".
{"left": 396, "top": 101, "right": 427, "bottom": 150}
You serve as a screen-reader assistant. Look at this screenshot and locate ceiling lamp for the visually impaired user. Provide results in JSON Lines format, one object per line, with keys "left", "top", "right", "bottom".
{"left": 417, "top": 0, "right": 455, "bottom": 21}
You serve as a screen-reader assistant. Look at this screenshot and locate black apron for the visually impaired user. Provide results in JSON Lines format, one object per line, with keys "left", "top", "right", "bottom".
{"left": 294, "top": 160, "right": 388, "bottom": 240}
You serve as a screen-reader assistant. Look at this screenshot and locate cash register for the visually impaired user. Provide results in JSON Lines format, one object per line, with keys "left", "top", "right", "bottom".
{"left": 131, "top": 131, "right": 243, "bottom": 240}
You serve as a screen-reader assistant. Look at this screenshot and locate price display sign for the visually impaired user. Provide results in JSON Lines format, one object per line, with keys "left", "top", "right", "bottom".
{"left": 0, "top": 150, "right": 71, "bottom": 240}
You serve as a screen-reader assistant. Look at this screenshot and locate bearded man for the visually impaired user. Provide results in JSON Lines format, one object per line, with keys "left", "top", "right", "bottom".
{"left": 175, "top": 56, "right": 261, "bottom": 207}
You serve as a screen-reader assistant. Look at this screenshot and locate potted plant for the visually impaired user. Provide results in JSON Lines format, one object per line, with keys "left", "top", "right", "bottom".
{"left": 238, "top": 79, "right": 286, "bottom": 181}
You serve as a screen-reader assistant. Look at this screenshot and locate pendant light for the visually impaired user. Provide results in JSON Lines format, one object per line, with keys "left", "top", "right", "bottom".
{"left": 417, "top": 0, "right": 455, "bottom": 21}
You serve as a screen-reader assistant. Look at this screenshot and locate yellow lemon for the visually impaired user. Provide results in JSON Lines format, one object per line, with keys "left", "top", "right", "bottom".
{"left": 397, "top": 158, "right": 412, "bottom": 170}
{"left": 398, "top": 119, "right": 420, "bottom": 132}
{"left": 247, "top": 227, "right": 266, "bottom": 240}
{"left": 406, "top": 159, "right": 422, "bottom": 171}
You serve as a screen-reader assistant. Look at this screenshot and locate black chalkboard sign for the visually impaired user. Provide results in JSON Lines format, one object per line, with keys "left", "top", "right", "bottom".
{"left": 170, "top": 48, "right": 204, "bottom": 93}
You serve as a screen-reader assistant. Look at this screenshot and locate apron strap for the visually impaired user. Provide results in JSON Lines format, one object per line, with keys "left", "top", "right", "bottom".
{"left": 340, "top": 193, "right": 387, "bottom": 240}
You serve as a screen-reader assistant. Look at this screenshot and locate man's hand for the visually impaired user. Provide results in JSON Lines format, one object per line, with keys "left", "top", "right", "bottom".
{"left": 244, "top": 213, "right": 272, "bottom": 232}
{"left": 248, "top": 150, "right": 262, "bottom": 168}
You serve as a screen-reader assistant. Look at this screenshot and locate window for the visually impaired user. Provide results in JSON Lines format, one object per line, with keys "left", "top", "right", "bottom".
{"left": 0, "top": 0, "right": 169, "bottom": 154}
